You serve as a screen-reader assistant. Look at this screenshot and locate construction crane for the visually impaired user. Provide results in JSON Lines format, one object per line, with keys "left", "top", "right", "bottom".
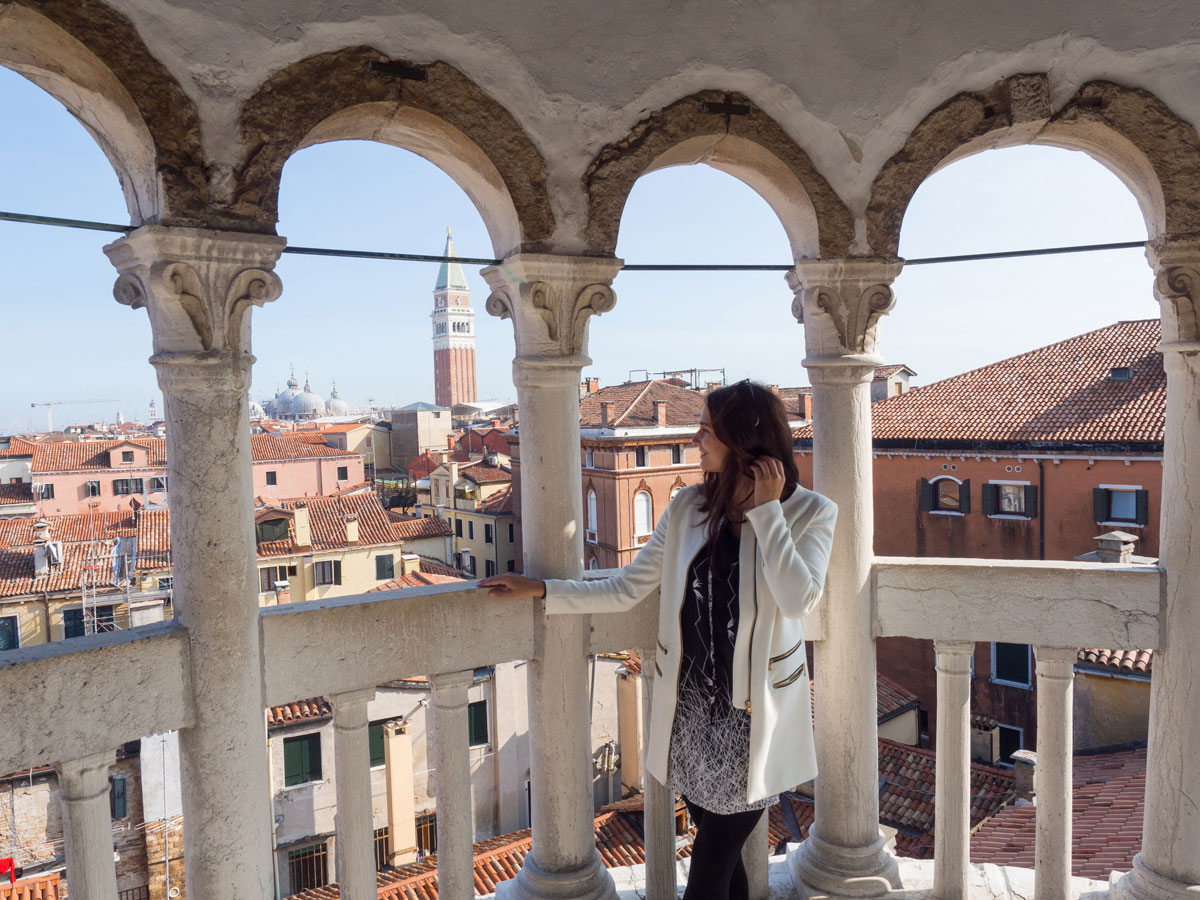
{"left": 31, "top": 399, "right": 118, "bottom": 432}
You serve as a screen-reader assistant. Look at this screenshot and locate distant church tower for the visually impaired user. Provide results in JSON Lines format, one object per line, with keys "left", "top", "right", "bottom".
{"left": 431, "top": 228, "right": 478, "bottom": 407}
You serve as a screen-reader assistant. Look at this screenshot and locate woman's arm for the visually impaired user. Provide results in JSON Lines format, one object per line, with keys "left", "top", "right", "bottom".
{"left": 743, "top": 493, "right": 838, "bottom": 619}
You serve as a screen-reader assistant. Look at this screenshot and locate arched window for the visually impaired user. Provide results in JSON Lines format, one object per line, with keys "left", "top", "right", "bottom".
{"left": 588, "top": 557, "right": 599, "bottom": 570}
{"left": 633, "top": 491, "right": 653, "bottom": 537}
{"left": 586, "top": 489, "right": 597, "bottom": 542}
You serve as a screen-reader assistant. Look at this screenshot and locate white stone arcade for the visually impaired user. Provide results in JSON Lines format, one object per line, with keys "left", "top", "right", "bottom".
{"left": 1, "top": 4, "right": 1199, "bottom": 900}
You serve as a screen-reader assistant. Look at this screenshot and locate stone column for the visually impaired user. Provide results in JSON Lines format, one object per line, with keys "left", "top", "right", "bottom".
{"left": 56, "top": 751, "right": 118, "bottom": 900}
{"left": 483, "top": 255, "right": 623, "bottom": 900}
{"left": 640, "top": 649, "right": 676, "bottom": 900}
{"left": 332, "top": 688, "right": 378, "bottom": 900}
{"left": 431, "top": 669, "right": 478, "bottom": 900}
{"left": 105, "top": 226, "right": 285, "bottom": 899}
{"left": 933, "top": 641, "right": 974, "bottom": 900}
{"left": 785, "top": 258, "right": 903, "bottom": 897}
{"left": 742, "top": 814, "right": 769, "bottom": 900}
{"left": 1114, "top": 241, "right": 1200, "bottom": 900}
{"left": 1033, "top": 647, "right": 1075, "bottom": 900}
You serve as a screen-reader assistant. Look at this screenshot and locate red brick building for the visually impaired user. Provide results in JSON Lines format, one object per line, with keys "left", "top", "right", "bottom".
{"left": 795, "top": 320, "right": 1163, "bottom": 760}
{"left": 430, "top": 230, "right": 477, "bottom": 408}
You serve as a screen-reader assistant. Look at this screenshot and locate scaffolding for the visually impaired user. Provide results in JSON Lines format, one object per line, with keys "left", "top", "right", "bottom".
{"left": 75, "top": 502, "right": 173, "bottom": 637}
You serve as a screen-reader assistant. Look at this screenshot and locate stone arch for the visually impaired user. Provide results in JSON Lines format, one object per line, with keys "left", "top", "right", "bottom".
{"left": 2, "top": 0, "right": 206, "bottom": 226}
{"left": 584, "top": 90, "right": 855, "bottom": 260}
{"left": 866, "top": 75, "right": 1200, "bottom": 256}
{"left": 231, "top": 47, "right": 555, "bottom": 256}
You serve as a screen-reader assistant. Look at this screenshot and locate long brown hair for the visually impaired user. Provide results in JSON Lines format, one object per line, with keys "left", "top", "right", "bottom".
{"left": 698, "top": 380, "right": 799, "bottom": 543}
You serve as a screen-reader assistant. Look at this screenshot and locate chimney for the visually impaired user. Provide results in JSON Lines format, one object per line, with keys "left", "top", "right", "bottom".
{"left": 384, "top": 720, "right": 420, "bottom": 866}
{"left": 485, "top": 452, "right": 499, "bottom": 466}
{"left": 32, "top": 519, "right": 53, "bottom": 576}
{"left": 654, "top": 400, "right": 667, "bottom": 427}
{"left": 1094, "top": 530, "right": 1138, "bottom": 564}
{"left": 600, "top": 401, "right": 612, "bottom": 428}
{"left": 32, "top": 519, "right": 51, "bottom": 546}
{"left": 293, "top": 503, "right": 312, "bottom": 550}
{"left": 345, "top": 515, "right": 359, "bottom": 545}
{"left": 1010, "top": 749, "right": 1037, "bottom": 800}
{"left": 273, "top": 580, "right": 291, "bottom": 604}
{"left": 803, "top": 393, "right": 814, "bottom": 420}
{"left": 400, "top": 553, "right": 421, "bottom": 576}
{"left": 439, "top": 449, "right": 449, "bottom": 465}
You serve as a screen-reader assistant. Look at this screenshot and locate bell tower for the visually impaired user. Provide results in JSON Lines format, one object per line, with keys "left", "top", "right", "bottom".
{"left": 431, "top": 228, "right": 478, "bottom": 407}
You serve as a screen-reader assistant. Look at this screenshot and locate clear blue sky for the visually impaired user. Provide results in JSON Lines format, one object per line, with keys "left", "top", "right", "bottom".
{"left": 0, "top": 66, "right": 1152, "bottom": 433}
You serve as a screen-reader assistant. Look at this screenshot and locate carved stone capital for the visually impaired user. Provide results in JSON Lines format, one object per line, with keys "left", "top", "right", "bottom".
{"left": 1147, "top": 240, "right": 1200, "bottom": 350}
{"left": 787, "top": 258, "right": 903, "bottom": 364}
{"left": 104, "top": 226, "right": 286, "bottom": 368}
{"left": 482, "top": 254, "right": 623, "bottom": 364}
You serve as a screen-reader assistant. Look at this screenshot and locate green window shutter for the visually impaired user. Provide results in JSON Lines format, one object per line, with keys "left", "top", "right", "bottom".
{"left": 467, "top": 700, "right": 489, "bottom": 746}
{"left": 285, "top": 734, "right": 322, "bottom": 786}
{"left": 333, "top": 560, "right": 342, "bottom": 585}
{"left": 1093, "top": 488, "right": 1108, "bottom": 523}
{"left": 110, "top": 774, "right": 127, "bottom": 818}
{"left": 981, "top": 484, "right": 996, "bottom": 516}
{"left": 1135, "top": 490, "right": 1150, "bottom": 526}
{"left": 455, "top": 519, "right": 463, "bottom": 537}
{"left": 918, "top": 479, "right": 933, "bottom": 512}
{"left": 468, "top": 521, "right": 474, "bottom": 540}
{"left": 368, "top": 720, "right": 387, "bottom": 767}
{"left": 959, "top": 480, "right": 971, "bottom": 514}
{"left": 1024, "top": 485, "right": 1038, "bottom": 519}
{"left": 376, "top": 555, "right": 394, "bottom": 580}
{"left": 63, "top": 608, "right": 85, "bottom": 639}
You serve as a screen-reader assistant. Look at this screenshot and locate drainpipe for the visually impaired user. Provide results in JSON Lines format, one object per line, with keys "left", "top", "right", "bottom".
{"left": 1037, "top": 459, "right": 1046, "bottom": 561}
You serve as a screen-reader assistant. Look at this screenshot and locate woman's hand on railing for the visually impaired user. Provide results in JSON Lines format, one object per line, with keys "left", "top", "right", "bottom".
{"left": 478, "top": 574, "right": 547, "bottom": 599}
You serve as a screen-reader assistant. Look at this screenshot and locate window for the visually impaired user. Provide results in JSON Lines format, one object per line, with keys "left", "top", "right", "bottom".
{"left": 919, "top": 477, "right": 970, "bottom": 514}
{"left": 468, "top": 521, "right": 474, "bottom": 540}
{"left": 337, "top": 465, "right": 348, "bottom": 481}
{"left": 376, "top": 554, "right": 395, "bottom": 580}
{"left": 589, "top": 557, "right": 599, "bottom": 570}
{"left": 507, "top": 560, "right": 515, "bottom": 572}
{"left": 486, "top": 559, "right": 496, "bottom": 578}
{"left": 368, "top": 718, "right": 391, "bottom": 767}
{"left": 63, "top": 606, "right": 115, "bottom": 638}
{"left": 110, "top": 774, "right": 128, "bottom": 818}
{"left": 635, "top": 447, "right": 647, "bottom": 467}
{"left": 672, "top": 444, "right": 683, "bottom": 465}
{"left": 283, "top": 733, "right": 322, "bottom": 786}
{"left": 314, "top": 560, "right": 341, "bottom": 586}
{"left": 992, "top": 642, "right": 1032, "bottom": 688}
{"left": 981, "top": 483, "right": 1037, "bottom": 518}
{"left": 287, "top": 841, "right": 329, "bottom": 892}
{"left": 996, "top": 724, "right": 1024, "bottom": 766}
{"left": 586, "top": 489, "right": 597, "bottom": 542}
{"left": 508, "top": 523, "right": 514, "bottom": 543}
{"left": 416, "top": 812, "right": 438, "bottom": 856}
{"left": 121, "top": 450, "right": 134, "bottom": 463}
{"left": 585, "top": 447, "right": 594, "bottom": 468}
{"left": 85, "top": 481, "right": 101, "bottom": 498}
{"left": 468, "top": 699, "right": 489, "bottom": 746}
{"left": 266, "top": 470, "right": 277, "bottom": 486}
{"left": 0, "top": 616, "right": 18, "bottom": 651}
{"left": 485, "top": 523, "right": 494, "bottom": 544}
{"left": 633, "top": 491, "right": 653, "bottom": 536}
{"left": 260, "top": 565, "right": 296, "bottom": 592}
{"left": 35, "top": 483, "right": 54, "bottom": 500}
{"left": 256, "top": 518, "right": 290, "bottom": 543}
{"left": 1094, "top": 486, "right": 1150, "bottom": 525}
{"left": 149, "top": 476, "right": 168, "bottom": 493}
{"left": 455, "top": 518, "right": 463, "bottom": 538}
{"left": 112, "top": 478, "right": 145, "bottom": 496}
{"left": 461, "top": 553, "right": 476, "bottom": 576}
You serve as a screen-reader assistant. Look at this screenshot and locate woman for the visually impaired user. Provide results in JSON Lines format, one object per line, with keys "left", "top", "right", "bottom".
{"left": 479, "top": 381, "right": 837, "bottom": 900}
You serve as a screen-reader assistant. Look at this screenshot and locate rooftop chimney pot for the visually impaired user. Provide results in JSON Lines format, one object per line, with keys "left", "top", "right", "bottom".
{"left": 600, "top": 401, "right": 612, "bottom": 428}
{"left": 654, "top": 400, "right": 667, "bottom": 427}
{"left": 1094, "top": 530, "right": 1139, "bottom": 564}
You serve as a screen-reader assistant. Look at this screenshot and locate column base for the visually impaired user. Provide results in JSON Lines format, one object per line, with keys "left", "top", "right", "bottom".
{"left": 497, "top": 851, "right": 618, "bottom": 900}
{"left": 1111, "top": 854, "right": 1200, "bottom": 900}
{"left": 788, "top": 828, "right": 901, "bottom": 899}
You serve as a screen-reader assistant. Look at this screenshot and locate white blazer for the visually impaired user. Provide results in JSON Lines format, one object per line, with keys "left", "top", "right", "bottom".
{"left": 544, "top": 483, "right": 837, "bottom": 803}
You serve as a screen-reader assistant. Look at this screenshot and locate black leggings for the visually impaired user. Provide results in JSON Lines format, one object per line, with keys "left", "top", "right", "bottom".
{"left": 681, "top": 798, "right": 764, "bottom": 900}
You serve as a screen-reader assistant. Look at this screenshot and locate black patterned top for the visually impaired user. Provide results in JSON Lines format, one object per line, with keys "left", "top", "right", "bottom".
{"left": 677, "top": 517, "right": 741, "bottom": 714}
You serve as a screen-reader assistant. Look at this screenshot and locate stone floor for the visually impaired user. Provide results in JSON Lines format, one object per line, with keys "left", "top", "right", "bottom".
{"left": 589, "top": 853, "right": 1113, "bottom": 900}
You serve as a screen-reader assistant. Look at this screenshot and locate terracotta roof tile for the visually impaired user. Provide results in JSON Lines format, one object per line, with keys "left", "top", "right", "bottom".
{"left": 251, "top": 434, "right": 356, "bottom": 461}
{"left": 256, "top": 493, "right": 406, "bottom": 556}
{"left": 30, "top": 439, "right": 166, "bottom": 474}
{"left": 0, "top": 439, "right": 37, "bottom": 459}
{"left": 795, "top": 321, "right": 1163, "bottom": 448}
{"left": 267, "top": 697, "right": 333, "bottom": 729}
{"left": 970, "top": 747, "right": 1146, "bottom": 877}
{"left": 0, "top": 483, "right": 33, "bottom": 506}
{"left": 480, "top": 484, "right": 514, "bottom": 515}
{"left": 1077, "top": 647, "right": 1153, "bottom": 675}
{"left": 370, "top": 571, "right": 468, "bottom": 590}
{"left": 0, "top": 872, "right": 63, "bottom": 900}
{"left": 390, "top": 515, "right": 453, "bottom": 541}
{"left": 419, "top": 558, "right": 463, "bottom": 578}
{"left": 877, "top": 674, "right": 921, "bottom": 721}
{"left": 580, "top": 380, "right": 704, "bottom": 429}
{"left": 460, "top": 462, "right": 512, "bottom": 484}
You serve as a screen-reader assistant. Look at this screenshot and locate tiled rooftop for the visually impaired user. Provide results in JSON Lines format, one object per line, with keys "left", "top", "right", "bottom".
{"left": 970, "top": 747, "right": 1146, "bottom": 877}
{"left": 0, "top": 872, "right": 62, "bottom": 900}
{"left": 480, "top": 484, "right": 514, "bottom": 515}
{"left": 580, "top": 380, "right": 705, "bottom": 429}
{"left": 794, "top": 321, "right": 1164, "bottom": 448}
{"left": 267, "top": 697, "right": 333, "bottom": 729}
{"left": 876, "top": 674, "right": 922, "bottom": 722}
{"left": 1077, "top": 647, "right": 1153, "bottom": 675}
{"left": 389, "top": 515, "right": 453, "bottom": 541}
{"left": 460, "top": 462, "right": 512, "bottom": 485}
{"left": 25, "top": 434, "right": 354, "bottom": 473}
{"left": 0, "top": 484, "right": 33, "bottom": 506}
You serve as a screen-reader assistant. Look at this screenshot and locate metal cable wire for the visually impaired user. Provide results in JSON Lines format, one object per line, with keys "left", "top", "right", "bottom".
{"left": 0, "top": 209, "right": 1146, "bottom": 270}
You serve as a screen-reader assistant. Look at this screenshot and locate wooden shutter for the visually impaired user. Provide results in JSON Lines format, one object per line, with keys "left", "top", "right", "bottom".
{"left": 918, "top": 478, "right": 933, "bottom": 512}
{"left": 1093, "top": 488, "right": 1108, "bottom": 523}
{"left": 960, "top": 480, "right": 971, "bottom": 514}
{"left": 1132, "top": 489, "right": 1150, "bottom": 526}
{"left": 1024, "top": 485, "right": 1038, "bottom": 518}
{"left": 981, "top": 483, "right": 996, "bottom": 516}
{"left": 333, "top": 560, "right": 342, "bottom": 585}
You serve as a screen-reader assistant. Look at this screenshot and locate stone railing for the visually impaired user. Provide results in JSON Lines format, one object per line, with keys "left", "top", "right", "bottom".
{"left": 0, "top": 556, "right": 1164, "bottom": 900}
